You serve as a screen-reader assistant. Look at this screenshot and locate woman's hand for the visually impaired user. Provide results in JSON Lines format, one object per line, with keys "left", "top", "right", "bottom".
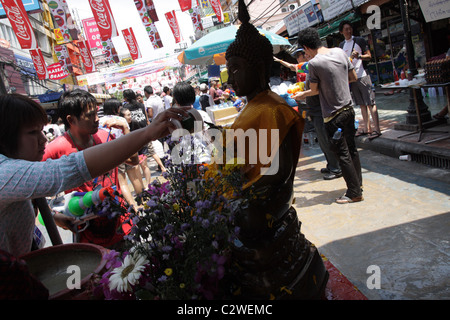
{"left": 103, "top": 117, "right": 130, "bottom": 134}
{"left": 146, "top": 106, "right": 190, "bottom": 140}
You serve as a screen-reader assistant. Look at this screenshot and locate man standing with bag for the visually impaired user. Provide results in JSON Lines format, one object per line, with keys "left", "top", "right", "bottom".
{"left": 339, "top": 20, "right": 381, "bottom": 140}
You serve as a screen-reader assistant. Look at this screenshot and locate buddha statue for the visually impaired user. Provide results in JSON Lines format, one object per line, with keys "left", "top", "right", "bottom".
{"left": 222, "top": 0, "right": 329, "bottom": 299}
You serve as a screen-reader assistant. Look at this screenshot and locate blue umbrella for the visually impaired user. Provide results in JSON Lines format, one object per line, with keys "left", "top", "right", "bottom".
{"left": 178, "top": 25, "right": 292, "bottom": 65}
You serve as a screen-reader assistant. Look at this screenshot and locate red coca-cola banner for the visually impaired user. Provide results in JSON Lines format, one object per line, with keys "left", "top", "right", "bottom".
{"left": 178, "top": 0, "right": 192, "bottom": 11}
{"left": 47, "top": 63, "right": 69, "bottom": 80}
{"left": 0, "top": 0, "right": 37, "bottom": 49}
{"left": 29, "top": 48, "right": 48, "bottom": 80}
{"left": 209, "top": 0, "right": 223, "bottom": 22}
{"left": 165, "top": 10, "right": 181, "bottom": 44}
{"left": 88, "top": 0, "right": 118, "bottom": 40}
{"left": 78, "top": 40, "right": 96, "bottom": 74}
{"left": 122, "top": 27, "right": 142, "bottom": 61}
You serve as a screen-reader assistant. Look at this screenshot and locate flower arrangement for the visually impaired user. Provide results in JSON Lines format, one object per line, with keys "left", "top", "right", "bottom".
{"left": 92, "top": 137, "right": 255, "bottom": 300}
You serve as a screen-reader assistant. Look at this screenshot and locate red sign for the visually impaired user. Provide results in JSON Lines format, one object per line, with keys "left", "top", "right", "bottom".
{"left": 82, "top": 18, "right": 103, "bottom": 52}
{"left": 178, "top": 0, "right": 192, "bottom": 11}
{"left": 0, "top": 0, "right": 37, "bottom": 49}
{"left": 165, "top": 10, "right": 181, "bottom": 44}
{"left": 88, "top": 0, "right": 118, "bottom": 40}
{"left": 122, "top": 27, "right": 141, "bottom": 60}
{"left": 78, "top": 40, "right": 96, "bottom": 74}
{"left": 47, "top": 63, "right": 69, "bottom": 80}
{"left": 29, "top": 48, "right": 48, "bottom": 80}
{"left": 209, "top": 0, "right": 223, "bottom": 22}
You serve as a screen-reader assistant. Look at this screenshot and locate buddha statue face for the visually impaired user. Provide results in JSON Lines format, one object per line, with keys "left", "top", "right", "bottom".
{"left": 226, "top": 56, "right": 267, "bottom": 101}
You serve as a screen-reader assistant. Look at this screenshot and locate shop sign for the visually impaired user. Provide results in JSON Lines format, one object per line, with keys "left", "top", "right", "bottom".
{"left": 48, "top": 63, "right": 69, "bottom": 80}
{"left": 418, "top": 0, "right": 450, "bottom": 23}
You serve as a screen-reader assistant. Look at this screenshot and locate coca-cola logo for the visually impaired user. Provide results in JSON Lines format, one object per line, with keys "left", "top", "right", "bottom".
{"left": 5, "top": 3, "right": 31, "bottom": 41}
{"left": 210, "top": 0, "right": 221, "bottom": 14}
{"left": 80, "top": 45, "right": 93, "bottom": 68}
{"left": 31, "top": 51, "right": 46, "bottom": 76}
{"left": 124, "top": 33, "right": 138, "bottom": 55}
{"left": 89, "top": 0, "right": 111, "bottom": 30}
{"left": 166, "top": 14, "right": 180, "bottom": 39}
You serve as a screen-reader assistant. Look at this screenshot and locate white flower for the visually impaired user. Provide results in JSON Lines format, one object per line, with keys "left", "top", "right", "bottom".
{"left": 108, "top": 252, "right": 149, "bottom": 293}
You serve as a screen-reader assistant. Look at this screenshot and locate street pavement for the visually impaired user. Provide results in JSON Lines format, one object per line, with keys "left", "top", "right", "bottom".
{"left": 294, "top": 145, "right": 449, "bottom": 300}
{"left": 37, "top": 90, "right": 450, "bottom": 300}
{"left": 296, "top": 90, "right": 450, "bottom": 300}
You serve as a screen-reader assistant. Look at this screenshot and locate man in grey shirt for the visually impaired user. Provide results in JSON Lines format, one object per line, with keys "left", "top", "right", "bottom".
{"left": 293, "top": 27, "right": 363, "bottom": 204}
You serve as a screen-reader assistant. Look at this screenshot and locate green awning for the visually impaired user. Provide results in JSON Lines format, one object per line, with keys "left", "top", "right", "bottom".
{"left": 318, "top": 12, "right": 361, "bottom": 38}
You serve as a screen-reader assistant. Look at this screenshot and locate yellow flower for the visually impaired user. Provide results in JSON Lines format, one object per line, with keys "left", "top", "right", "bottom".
{"left": 164, "top": 268, "right": 173, "bottom": 276}
{"left": 173, "top": 203, "right": 180, "bottom": 211}
{"left": 179, "top": 283, "right": 185, "bottom": 289}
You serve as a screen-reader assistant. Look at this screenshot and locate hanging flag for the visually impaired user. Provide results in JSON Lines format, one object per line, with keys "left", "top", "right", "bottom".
{"left": 178, "top": 0, "right": 192, "bottom": 11}
{"left": 165, "top": 10, "right": 181, "bottom": 44}
{"left": 189, "top": 7, "right": 203, "bottom": 33}
{"left": 78, "top": 40, "right": 96, "bottom": 74}
{"left": 122, "top": 27, "right": 142, "bottom": 61}
{"left": 145, "top": 0, "right": 158, "bottom": 22}
{"left": 133, "top": 0, "right": 163, "bottom": 49}
{"left": 47, "top": 0, "right": 78, "bottom": 43}
{"left": 209, "top": 0, "right": 223, "bottom": 22}
{"left": 101, "top": 38, "right": 119, "bottom": 64}
{"left": 29, "top": 48, "right": 48, "bottom": 80}
{"left": 54, "top": 44, "right": 72, "bottom": 73}
{"left": 0, "top": 0, "right": 38, "bottom": 49}
{"left": 48, "top": 63, "right": 69, "bottom": 80}
{"left": 88, "top": 0, "right": 119, "bottom": 40}
{"left": 200, "top": 0, "right": 209, "bottom": 9}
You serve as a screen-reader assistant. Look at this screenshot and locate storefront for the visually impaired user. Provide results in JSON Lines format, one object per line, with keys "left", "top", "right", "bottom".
{"left": 358, "top": 0, "right": 449, "bottom": 85}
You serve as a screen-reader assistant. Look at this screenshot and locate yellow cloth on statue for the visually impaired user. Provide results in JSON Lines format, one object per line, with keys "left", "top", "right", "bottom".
{"left": 215, "top": 90, "right": 303, "bottom": 189}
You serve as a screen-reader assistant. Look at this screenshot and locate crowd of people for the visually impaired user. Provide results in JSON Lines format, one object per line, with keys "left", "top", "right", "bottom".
{"left": 0, "top": 0, "right": 395, "bottom": 299}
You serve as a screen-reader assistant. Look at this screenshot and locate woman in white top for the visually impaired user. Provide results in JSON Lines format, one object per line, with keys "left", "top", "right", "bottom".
{"left": 0, "top": 93, "right": 188, "bottom": 257}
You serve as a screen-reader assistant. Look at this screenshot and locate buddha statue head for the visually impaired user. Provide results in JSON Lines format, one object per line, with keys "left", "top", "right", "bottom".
{"left": 225, "top": 0, "right": 273, "bottom": 101}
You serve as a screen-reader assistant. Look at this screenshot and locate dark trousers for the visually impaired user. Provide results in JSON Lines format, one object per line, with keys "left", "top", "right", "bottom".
{"left": 324, "top": 107, "right": 362, "bottom": 198}
{"left": 310, "top": 114, "right": 341, "bottom": 173}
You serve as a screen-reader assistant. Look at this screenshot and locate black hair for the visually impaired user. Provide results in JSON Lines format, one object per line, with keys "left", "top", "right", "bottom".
{"left": 58, "top": 89, "right": 97, "bottom": 130}
{"left": 118, "top": 106, "right": 130, "bottom": 118}
{"left": 144, "top": 85, "right": 153, "bottom": 95}
{"left": 0, "top": 93, "right": 47, "bottom": 156}
{"left": 103, "top": 98, "right": 122, "bottom": 115}
{"left": 163, "top": 86, "right": 171, "bottom": 94}
{"left": 339, "top": 20, "right": 353, "bottom": 33}
{"left": 122, "top": 89, "right": 137, "bottom": 103}
{"left": 297, "top": 27, "right": 323, "bottom": 50}
{"left": 172, "top": 81, "right": 195, "bottom": 106}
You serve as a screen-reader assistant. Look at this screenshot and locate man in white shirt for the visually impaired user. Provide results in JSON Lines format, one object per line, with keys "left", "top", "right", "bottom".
{"left": 339, "top": 20, "right": 381, "bottom": 140}
{"left": 162, "top": 86, "right": 173, "bottom": 110}
{"left": 144, "top": 85, "right": 164, "bottom": 121}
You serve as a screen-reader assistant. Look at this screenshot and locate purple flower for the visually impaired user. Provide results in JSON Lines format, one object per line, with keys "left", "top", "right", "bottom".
{"left": 147, "top": 199, "right": 157, "bottom": 207}
{"left": 202, "top": 219, "right": 210, "bottom": 229}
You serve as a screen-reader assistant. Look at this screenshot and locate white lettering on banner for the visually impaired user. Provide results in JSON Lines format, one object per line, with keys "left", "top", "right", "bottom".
{"left": 167, "top": 17, "right": 180, "bottom": 40}
{"left": 4, "top": 3, "right": 31, "bottom": 43}
{"left": 89, "top": 0, "right": 111, "bottom": 30}
{"left": 31, "top": 54, "right": 45, "bottom": 76}
{"left": 80, "top": 47, "right": 92, "bottom": 69}
{"left": 124, "top": 34, "right": 138, "bottom": 55}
